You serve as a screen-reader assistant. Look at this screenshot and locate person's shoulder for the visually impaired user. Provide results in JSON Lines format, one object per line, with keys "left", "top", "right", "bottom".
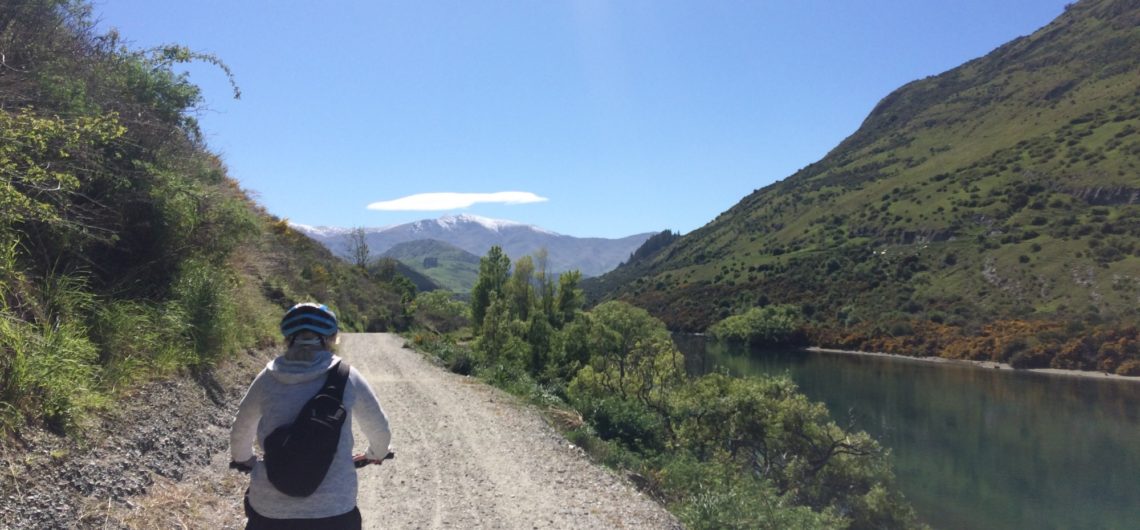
{"left": 345, "top": 364, "right": 369, "bottom": 383}
{"left": 343, "top": 364, "right": 378, "bottom": 393}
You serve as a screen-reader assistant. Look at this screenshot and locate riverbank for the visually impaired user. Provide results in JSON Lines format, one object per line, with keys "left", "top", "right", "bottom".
{"left": 805, "top": 346, "right": 1140, "bottom": 382}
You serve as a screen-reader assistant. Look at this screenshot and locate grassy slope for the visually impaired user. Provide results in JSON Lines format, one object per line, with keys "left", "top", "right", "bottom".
{"left": 0, "top": 0, "right": 412, "bottom": 435}
{"left": 383, "top": 239, "right": 481, "bottom": 293}
{"left": 590, "top": 0, "right": 1140, "bottom": 373}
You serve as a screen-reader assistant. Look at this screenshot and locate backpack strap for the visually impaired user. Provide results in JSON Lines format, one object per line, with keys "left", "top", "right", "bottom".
{"left": 322, "top": 359, "right": 351, "bottom": 401}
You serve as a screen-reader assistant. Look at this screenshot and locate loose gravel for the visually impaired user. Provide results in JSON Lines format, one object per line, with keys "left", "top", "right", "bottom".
{"left": 0, "top": 349, "right": 261, "bottom": 529}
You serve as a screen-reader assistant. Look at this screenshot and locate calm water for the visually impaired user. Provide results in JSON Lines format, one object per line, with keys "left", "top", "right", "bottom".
{"left": 675, "top": 335, "right": 1140, "bottom": 530}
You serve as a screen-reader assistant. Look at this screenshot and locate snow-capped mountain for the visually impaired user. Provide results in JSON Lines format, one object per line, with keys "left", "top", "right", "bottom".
{"left": 291, "top": 215, "right": 656, "bottom": 277}
{"left": 285, "top": 223, "right": 355, "bottom": 238}
{"left": 423, "top": 214, "right": 557, "bottom": 235}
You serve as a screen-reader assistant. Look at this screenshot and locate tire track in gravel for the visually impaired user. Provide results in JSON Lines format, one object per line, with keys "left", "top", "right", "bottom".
{"left": 342, "top": 333, "right": 681, "bottom": 530}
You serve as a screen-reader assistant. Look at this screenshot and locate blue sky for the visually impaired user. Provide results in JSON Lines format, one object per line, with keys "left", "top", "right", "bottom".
{"left": 95, "top": 0, "right": 1071, "bottom": 238}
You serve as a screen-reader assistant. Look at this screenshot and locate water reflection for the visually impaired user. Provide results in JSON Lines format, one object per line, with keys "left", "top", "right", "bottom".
{"left": 676, "top": 334, "right": 1140, "bottom": 530}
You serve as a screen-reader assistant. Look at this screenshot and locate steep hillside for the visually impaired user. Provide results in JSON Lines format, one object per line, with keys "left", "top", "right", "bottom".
{"left": 383, "top": 239, "right": 480, "bottom": 293}
{"left": 0, "top": 0, "right": 412, "bottom": 436}
{"left": 295, "top": 214, "right": 658, "bottom": 278}
{"left": 590, "top": 0, "right": 1140, "bottom": 374}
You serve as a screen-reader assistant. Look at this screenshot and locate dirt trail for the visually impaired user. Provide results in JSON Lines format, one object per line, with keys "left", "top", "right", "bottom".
{"left": 345, "top": 333, "right": 680, "bottom": 529}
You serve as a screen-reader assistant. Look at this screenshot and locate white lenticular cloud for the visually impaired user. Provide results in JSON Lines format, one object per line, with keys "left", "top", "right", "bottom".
{"left": 367, "top": 191, "right": 549, "bottom": 211}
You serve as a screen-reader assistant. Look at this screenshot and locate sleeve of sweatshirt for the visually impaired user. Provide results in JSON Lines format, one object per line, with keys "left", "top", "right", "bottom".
{"left": 229, "top": 371, "right": 266, "bottom": 463}
{"left": 350, "top": 368, "right": 392, "bottom": 460}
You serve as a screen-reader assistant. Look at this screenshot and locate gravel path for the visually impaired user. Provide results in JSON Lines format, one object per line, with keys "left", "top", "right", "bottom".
{"left": 0, "top": 333, "right": 679, "bottom": 529}
{"left": 346, "top": 333, "right": 680, "bottom": 529}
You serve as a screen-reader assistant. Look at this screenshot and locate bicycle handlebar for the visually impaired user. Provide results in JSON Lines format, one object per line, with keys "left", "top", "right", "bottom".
{"left": 353, "top": 451, "right": 395, "bottom": 468}
{"left": 229, "top": 451, "right": 394, "bottom": 473}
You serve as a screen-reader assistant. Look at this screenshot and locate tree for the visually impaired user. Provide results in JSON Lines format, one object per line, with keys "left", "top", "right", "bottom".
{"left": 669, "top": 373, "right": 918, "bottom": 528}
{"left": 474, "top": 291, "right": 529, "bottom": 372}
{"left": 526, "top": 311, "right": 553, "bottom": 376}
{"left": 534, "top": 248, "right": 556, "bottom": 322}
{"left": 554, "top": 270, "right": 583, "bottom": 327}
{"left": 471, "top": 246, "right": 510, "bottom": 328}
{"left": 567, "top": 301, "right": 683, "bottom": 429}
{"left": 508, "top": 255, "right": 535, "bottom": 321}
{"left": 345, "top": 227, "right": 370, "bottom": 268}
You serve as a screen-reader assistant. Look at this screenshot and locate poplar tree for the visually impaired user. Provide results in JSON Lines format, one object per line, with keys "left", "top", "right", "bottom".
{"left": 508, "top": 255, "right": 535, "bottom": 321}
{"left": 534, "top": 248, "right": 556, "bottom": 321}
{"left": 470, "top": 246, "right": 510, "bottom": 328}
{"left": 555, "top": 270, "right": 583, "bottom": 327}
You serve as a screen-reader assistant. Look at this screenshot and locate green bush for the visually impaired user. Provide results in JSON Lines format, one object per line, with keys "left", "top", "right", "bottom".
{"left": 709, "top": 304, "right": 805, "bottom": 347}
{"left": 411, "top": 333, "right": 476, "bottom": 375}
{"left": 412, "top": 290, "right": 469, "bottom": 333}
{"left": 669, "top": 373, "right": 920, "bottom": 528}
{"left": 666, "top": 457, "right": 843, "bottom": 530}
{"left": 574, "top": 395, "right": 666, "bottom": 453}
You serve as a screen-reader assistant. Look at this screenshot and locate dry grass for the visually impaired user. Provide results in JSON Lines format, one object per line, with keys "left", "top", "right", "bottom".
{"left": 76, "top": 466, "right": 248, "bottom": 530}
{"left": 547, "top": 406, "right": 584, "bottom": 431}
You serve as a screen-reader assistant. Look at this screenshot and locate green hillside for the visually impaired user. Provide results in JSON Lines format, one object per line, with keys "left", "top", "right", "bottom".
{"left": 589, "top": 0, "right": 1140, "bottom": 374}
{"left": 383, "top": 239, "right": 481, "bottom": 294}
{"left": 0, "top": 0, "right": 413, "bottom": 435}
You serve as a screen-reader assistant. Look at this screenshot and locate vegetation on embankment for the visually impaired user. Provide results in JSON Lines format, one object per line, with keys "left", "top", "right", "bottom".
{"left": 705, "top": 302, "right": 1140, "bottom": 375}
{"left": 585, "top": 0, "right": 1140, "bottom": 375}
{"left": 413, "top": 246, "right": 923, "bottom": 530}
{"left": 0, "top": 0, "right": 414, "bottom": 437}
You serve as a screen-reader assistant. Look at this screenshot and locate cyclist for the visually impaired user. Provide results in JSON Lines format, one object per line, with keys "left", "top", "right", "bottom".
{"left": 230, "top": 302, "right": 391, "bottom": 529}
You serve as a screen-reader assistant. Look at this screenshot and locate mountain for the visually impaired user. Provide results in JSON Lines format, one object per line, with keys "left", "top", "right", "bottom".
{"left": 382, "top": 239, "right": 481, "bottom": 293}
{"left": 588, "top": 0, "right": 1140, "bottom": 374}
{"left": 293, "top": 214, "right": 657, "bottom": 278}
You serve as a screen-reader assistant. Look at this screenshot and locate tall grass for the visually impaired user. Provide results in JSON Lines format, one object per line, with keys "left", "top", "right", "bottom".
{"left": 0, "top": 257, "right": 279, "bottom": 435}
{"left": 90, "top": 300, "right": 193, "bottom": 391}
{"left": 172, "top": 260, "right": 241, "bottom": 365}
{"left": 0, "top": 272, "right": 102, "bottom": 433}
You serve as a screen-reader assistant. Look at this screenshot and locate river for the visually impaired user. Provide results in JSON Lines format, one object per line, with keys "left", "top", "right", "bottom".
{"left": 675, "top": 335, "right": 1140, "bottom": 530}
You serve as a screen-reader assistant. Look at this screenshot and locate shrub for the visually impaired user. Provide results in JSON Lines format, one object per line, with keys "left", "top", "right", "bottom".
{"left": 574, "top": 396, "right": 666, "bottom": 453}
{"left": 1010, "top": 348, "right": 1051, "bottom": 369}
{"left": 709, "top": 305, "right": 805, "bottom": 347}
{"left": 1116, "top": 359, "right": 1140, "bottom": 376}
{"left": 667, "top": 457, "right": 844, "bottom": 530}
{"left": 412, "top": 290, "right": 469, "bottom": 333}
{"left": 669, "top": 373, "right": 920, "bottom": 528}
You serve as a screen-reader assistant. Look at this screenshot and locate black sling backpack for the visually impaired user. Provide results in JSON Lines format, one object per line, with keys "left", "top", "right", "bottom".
{"left": 263, "top": 359, "right": 352, "bottom": 497}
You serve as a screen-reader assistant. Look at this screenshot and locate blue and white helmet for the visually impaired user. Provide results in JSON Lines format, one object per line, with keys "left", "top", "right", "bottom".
{"left": 280, "top": 303, "right": 338, "bottom": 338}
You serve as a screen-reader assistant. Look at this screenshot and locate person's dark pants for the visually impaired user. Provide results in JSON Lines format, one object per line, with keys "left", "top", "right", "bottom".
{"left": 244, "top": 496, "right": 362, "bottom": 530}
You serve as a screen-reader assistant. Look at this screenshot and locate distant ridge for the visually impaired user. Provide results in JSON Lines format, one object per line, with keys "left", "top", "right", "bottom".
{"left": 293, "top": 215, "right": 657, "bottom": 278}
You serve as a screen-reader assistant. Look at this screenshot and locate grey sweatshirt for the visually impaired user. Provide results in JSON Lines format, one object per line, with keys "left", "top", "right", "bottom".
{"left": 230, "top": 350, "right": 391, "bottom": 519}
